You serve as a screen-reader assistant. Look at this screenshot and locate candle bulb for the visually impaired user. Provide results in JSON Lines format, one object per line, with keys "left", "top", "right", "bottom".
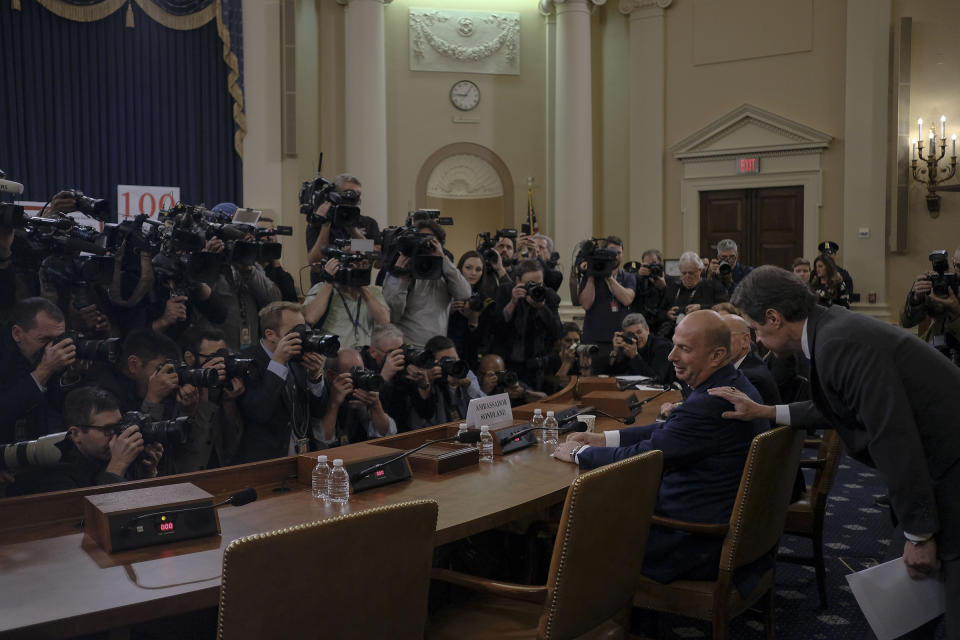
{"left": 919, "top": 118, "right": 924, "bottom": 141}
{"left": 942, "top": 116, "right": 947, "bottom": 140}
{"left": 953, "top": 134, "right": 956, "bottom": 157}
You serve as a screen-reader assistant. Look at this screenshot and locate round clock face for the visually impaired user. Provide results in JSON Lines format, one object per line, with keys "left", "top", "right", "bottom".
{"left": 450, "top": 80, "right": 480, "bottom": 111}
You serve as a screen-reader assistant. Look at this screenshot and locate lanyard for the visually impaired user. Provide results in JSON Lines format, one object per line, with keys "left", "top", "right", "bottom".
{"left": 334, "top": 286, "right": 364, "bottom": 342}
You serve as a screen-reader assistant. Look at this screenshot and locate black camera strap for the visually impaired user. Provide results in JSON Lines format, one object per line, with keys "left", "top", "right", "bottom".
{"left": 334, "top": 286, "right": 364, "bottom": 344}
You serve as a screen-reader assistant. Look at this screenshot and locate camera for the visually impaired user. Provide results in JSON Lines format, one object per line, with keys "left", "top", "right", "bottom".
{"left": 70, "top": 190, "right": 110, "bottom": 222}
{"left": 523, "top": 281, "right": 546, "bottom": 303}
{"left": 406, "top": 209, "right": 453, "bottom": 227}
{"left": 290, "top": 324, "right": 341, "bottom": 357}
{"left": 926, "top": 250, "right": 960, "bottom": 297}
{"left": 166, "top": 360, "right": 221, "bottom": 388}
{"left": 436, "top": 356, "right": 469, "bottom": 379}
{"left": 223, "top": 354, "right": 255, "bottom": 379}
{"left": 298, "top": 156, "right": 362, "bottom": 229}
{"left": 0, "top": 202, "right": 26, "bottom": 227}
{"left": 0, "top": 432, "right": 68, "bottom": 473}
{"left": 574, "top": 343, "right": 599, "bottom": 356}
{"left": 401, "top": 345, "right": 435, "bottom": 369}
{"left": 56, "top": 331, "right": 121, "bottom": 364}
{"left": 717, "top": 259, "right": 733, "bottom": 277}
{"left": 467, "top": 291, "right": 491, "bottom": 312}
{"left": 620, "top": 333, "right": 637, "bottom": 346}
{"left": 319, "top": 246, "right": 378, "bottom": 287}
{"left": 623, "top": 261, "right": 663, "bottom": 279}
{"left": 495, "top": 369, "right": 518, "bottom": 387}
{"left": 350, "top": 366, "right": 383, "bottom": 392}
{"left": 575, "top": 239, "right": 619, "bottom": 279}
{"left": 381, "top": 226, "right": 443, "bottom": 280}
{"left": 118, "top": 411, "right": 191, "bottom": 448}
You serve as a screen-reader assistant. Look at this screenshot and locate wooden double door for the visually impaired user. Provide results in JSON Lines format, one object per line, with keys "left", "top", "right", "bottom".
{"left": 699, "top": 186, "right": 803, "bottom": 269}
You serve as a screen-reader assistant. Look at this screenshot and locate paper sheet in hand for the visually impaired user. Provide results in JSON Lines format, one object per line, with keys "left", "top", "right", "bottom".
{"left": 845, "top": 557, "right": 945, "bottom": 640}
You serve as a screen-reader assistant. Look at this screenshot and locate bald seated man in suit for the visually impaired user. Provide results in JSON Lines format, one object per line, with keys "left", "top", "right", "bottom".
{"left": 553, "top": 310, "right": 770, "bottom": 583}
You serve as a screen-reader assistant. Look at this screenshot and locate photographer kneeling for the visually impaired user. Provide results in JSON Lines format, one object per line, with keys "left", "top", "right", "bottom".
{"left": 398, "top": 336, "right": 482, "bottom": 429}
{"left": 6, "top": 387, "right": 163, "bottom": 496}
{"left": 478, "top": 354, "right": 545, "bottom": 408}
{"left": 315, "top": 348, "right": 396, "bottom": 447}
{"left": 604, "top": 313, "right": 674, "bottom": 383}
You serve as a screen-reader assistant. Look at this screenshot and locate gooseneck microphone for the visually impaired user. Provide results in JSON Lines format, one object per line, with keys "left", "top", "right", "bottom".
{"left": 122, "top": 487, "right": 258, "bottom": 530}
{"left": 352, "top": 431, "right": 481, "bottom": 482}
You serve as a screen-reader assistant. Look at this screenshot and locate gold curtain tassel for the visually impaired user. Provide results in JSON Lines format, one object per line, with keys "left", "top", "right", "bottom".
{"left": 125, "top": 1, "right": 135, "bottom": 27}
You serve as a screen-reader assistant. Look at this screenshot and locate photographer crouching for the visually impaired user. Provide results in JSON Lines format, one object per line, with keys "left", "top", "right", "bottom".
{"left": 902, "top": 248, "right": 960, "bottom": 365}
{"left": 315, "top": 348, "right": 396, "bottom": 447}
{"left": 0, "top": 298, "right": 75, "bottom": 443}
{"left": 492, "top": 259, "right": 563, "bottom": 391}
{"left": 4, "top": 387, "right": 166, "bottom": 496}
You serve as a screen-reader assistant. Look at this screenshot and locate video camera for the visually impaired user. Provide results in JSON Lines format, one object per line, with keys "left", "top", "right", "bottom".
{"left": 319, "top": 245, "right": 379, "bottom": 287}
{"left": 476, "top": 228, "right": 517, "bottom": 265}
{"left": 926, "top": 250, "right": 960, "bottom": 297}
{"left": 379, "top": 209, "right": 454, "bottom": 280}
{"left": 68, "top": 190, "right": 110, "bottom": 221}
{"left": 299, "top": 155, "right": 362, "bottom": 229}
{"left": 575, "top": 239, "right": 619, "bottom": 280}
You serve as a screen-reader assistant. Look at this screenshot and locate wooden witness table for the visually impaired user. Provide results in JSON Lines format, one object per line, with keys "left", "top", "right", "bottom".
{"left": 0, "top": 377, "right": 677, "bottom": 639}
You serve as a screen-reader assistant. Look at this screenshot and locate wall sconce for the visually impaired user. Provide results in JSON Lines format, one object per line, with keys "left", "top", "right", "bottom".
{"left": 911, "top": 116, "right": 958, "bottom": 217}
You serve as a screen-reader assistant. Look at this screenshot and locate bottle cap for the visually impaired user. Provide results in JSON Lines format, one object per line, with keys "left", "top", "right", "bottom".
{"left": 534, "top": 408, "right": 542, "bottom": 415}
{"left": 458, "top": 423, "right": 467, "bottom": 429}
{"left": 546, "top": 410, "right": 555, "bottom": 417}
{"left": 333, "top": 459, "right": 344, "bottom": 467}
{"left": 318, "top": 455, "right": 328, "bottom": 463}
{"left": 480, "top": 425, "right": 490, "bottom": 432}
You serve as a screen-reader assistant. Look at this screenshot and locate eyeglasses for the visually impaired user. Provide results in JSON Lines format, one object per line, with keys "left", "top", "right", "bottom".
{"left": 75, "top": 423, "right": 123, "bottom": 434}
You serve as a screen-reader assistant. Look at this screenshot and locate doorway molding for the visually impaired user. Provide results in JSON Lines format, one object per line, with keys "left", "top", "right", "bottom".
{"left": 416, "top": 143, "right": 514, "bottom": 222}
{"left": 672, "top": 104, "right": 832, "bottom": 258}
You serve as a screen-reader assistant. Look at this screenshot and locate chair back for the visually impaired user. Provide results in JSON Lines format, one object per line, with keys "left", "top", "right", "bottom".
{"left": 808, "top": 429, "right": 844, "bottom": 506}
{"left": 720, "top": 427, "right": 803, "bottom": 572}
{"left": 538, "top": 450, "right": 664, "bottom": 640}
{"left": 218, "top": 500, "right": 439, "bottom": 640}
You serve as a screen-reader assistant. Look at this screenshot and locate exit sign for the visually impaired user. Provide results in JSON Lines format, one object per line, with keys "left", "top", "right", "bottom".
{"left": 736, "top": 157, "right": 760, "bottom": 174}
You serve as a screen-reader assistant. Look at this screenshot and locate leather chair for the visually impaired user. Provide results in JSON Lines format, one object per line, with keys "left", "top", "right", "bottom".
{"left": 778, "top": 429, "right": 844, "bottom": 607}
{"left": 633, "top": 426, "right": 803, "bottom": 640}
{"left": 428, "top": 450, "right": 664, "bottom": 640}
{"left": 217, "top": 499, "right": 439, "bottom": 640}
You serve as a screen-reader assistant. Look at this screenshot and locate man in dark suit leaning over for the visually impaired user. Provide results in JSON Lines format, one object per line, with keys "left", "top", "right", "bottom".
{"left": 553, "top": 310, "right": 770, "bottom": 583}
{"left": 237, "top": 301, "right": 326, "bottom": 462}
{"left": 712, "top": 266, "right": 960, "bottom": 639}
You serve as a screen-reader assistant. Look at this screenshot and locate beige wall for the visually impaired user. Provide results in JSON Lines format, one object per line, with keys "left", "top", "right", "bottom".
{"left": 887, "top": 0, "right": 960, "bottom": 313}
{"left": 660, "top": 0, "right": 847, "bottom": 262}
{"left": 383, "top": 0, "right": 548, "bottom": 243}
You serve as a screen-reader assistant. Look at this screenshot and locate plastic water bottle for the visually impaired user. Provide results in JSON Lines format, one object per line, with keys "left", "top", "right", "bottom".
{"left": 457, "top": 422, "right": 469, "bottom": 441}
{"left": 530, "top": 408, "right": 545, "bottom": 444}
{"left": 543, "top": 411, "right": 559, "bottom": 450}
{"left": 328, "top": 459, "right": 351, "bottom": 504}
{"left": 311, "top": 455, "right": 331, "bottom": 501}
{"left": 479, "top": 425, "right": 494, "bottom": 462}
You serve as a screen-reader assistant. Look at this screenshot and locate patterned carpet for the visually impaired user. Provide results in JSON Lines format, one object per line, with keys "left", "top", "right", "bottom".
{"left": 648, "top": 453, "right": 894, "bottom": 639}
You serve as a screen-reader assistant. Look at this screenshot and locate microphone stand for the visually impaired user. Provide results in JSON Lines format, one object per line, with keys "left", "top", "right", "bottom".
{"left": 353, "top": 432, "right": 478, "bottom": 481}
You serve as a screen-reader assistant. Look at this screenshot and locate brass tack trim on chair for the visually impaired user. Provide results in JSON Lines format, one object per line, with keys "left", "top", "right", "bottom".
{"left": 720, "top": 432, "right": 764, "bottom": 572}
{"left": 218, "top": 499, "right": 438, "bottom": 640}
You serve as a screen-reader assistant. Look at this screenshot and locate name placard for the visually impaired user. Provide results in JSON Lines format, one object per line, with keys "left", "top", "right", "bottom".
{"left": 465, "top": 393, "right": 513, "bottom": 428}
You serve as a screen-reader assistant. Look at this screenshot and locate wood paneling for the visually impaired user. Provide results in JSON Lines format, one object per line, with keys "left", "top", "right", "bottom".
{"left": 700, "top": 186, "right": 803, "bottom": 268}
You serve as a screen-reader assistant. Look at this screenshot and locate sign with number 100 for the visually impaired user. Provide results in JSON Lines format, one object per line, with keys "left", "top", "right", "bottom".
{"left": 117, "top": 185, "right": 181, "bottom": 221}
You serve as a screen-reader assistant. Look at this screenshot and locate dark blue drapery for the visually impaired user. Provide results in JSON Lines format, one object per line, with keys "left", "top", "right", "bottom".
{"left": 0, "top": 0, "right": 242, "bottom": 216}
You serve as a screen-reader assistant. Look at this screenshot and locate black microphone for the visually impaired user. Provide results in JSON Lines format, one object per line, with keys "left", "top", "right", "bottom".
{"left": 587, "top": 389, "right": 675, "bottom": 426}
{"left": 352, "top": 431, "right": 480, "bottom": 482}
{"left": 498, "top": 420, "right": 589, "bottom": 446}
{"left": 122, "top": 487, "right": 258, "bottom": 530}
